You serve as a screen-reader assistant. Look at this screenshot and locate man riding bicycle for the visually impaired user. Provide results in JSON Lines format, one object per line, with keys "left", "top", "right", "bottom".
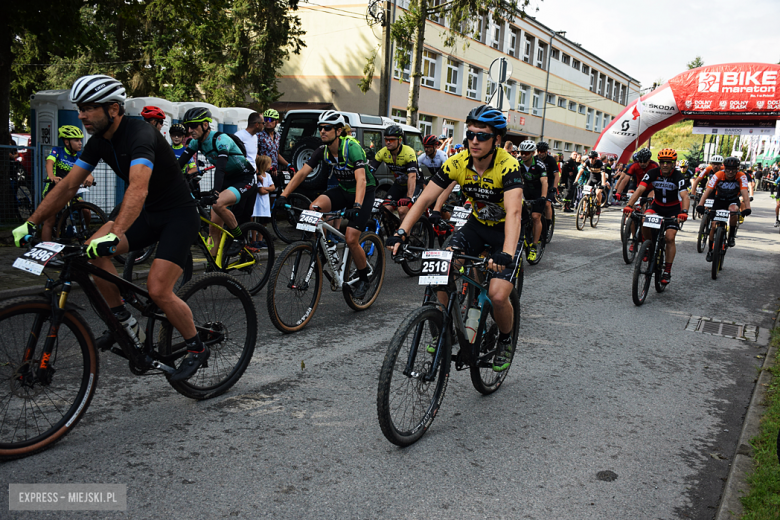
{"left": 690, "top": 155, "right": 724, "bottom": 194}
{"left": 387, "top": 104, "right": 523, "bottom": 372}
{"left": 615, "top": 148, "right": 658, "bottom": 199}
{"left": 141, "top": 105, "right": 166, "bottom": 132}
{"left": 277, "top": 110, "right": 376, "bottom": 300}
{"left": 517, "top": 140, "right": 548, "bottom": 261}
{"left": 574, "top": 151, "right": 607, "bottom": 212}
{"left": 13, "top": 74, "right": 206, "bottom": 382}
{"left": 368, "top": 125, "right": 421, "bottom": 219}
{"left": 176, "top": 107, "right": 255, "bottom": 256}
{"left": 696, "top": 156, "right": 751, "bottom": 261}
{"left": 623, "top": 148, "right": 690, "bottom": 285}
{"left": 535, "top": 141, "right": 559, "bottom": 225}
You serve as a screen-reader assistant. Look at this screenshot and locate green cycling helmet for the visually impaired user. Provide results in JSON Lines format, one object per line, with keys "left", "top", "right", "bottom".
{"left": 182, "top": 107, "right": 213, "bottom": 124}
{"left": 263, "top": 108, "right": 279, "bottom": 120}
{"left": 58, "top": 125, "right": 84, "bottom": 139}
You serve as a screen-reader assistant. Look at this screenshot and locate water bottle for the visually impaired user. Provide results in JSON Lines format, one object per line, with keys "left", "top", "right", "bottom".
{"left": 465, "top": 308, "right": 481, "bottom": 343}
{"left": 120, "top": 315, "right": 146, "bottom": 349}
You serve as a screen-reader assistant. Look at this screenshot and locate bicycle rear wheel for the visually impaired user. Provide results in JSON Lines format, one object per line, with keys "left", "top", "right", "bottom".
{"left": 267, "top": 242, "right": 323, "bottom": 333}
{"left": 222, "top": 222, "right": 275, "bottom": 295}
{"left": 343, "top": 232, "right": 385, "bottom": 311}
{"left": 159, "top": 273, "right": 257, "bottom": 400}
{"left": 575, "top": 199, "right": 587, "bottom": 230}
{"left": 401, "top": 218, "right": 434, "bottom": 276}
{"left": 377, "top": 306, "right": 450, "bottom": 447}
{"left": 55, "top": 201, "right": 107, "bottom": 245}
{"left": 632, "top": 241, "right": 653, "bottom": 306}
{"left": 0, "top": 298, "right": 99, "bottom": 460}
{"left": 271, "top": 193, "right": 313, "bottom": 244}
{"left": 621, "top": 219, "right": 636, "bottom": 264}
{"left": 470, "top": 288, "right": 520, "bottom": 394}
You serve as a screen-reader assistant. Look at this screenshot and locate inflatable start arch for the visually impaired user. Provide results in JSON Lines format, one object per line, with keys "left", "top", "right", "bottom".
{"left": 594, "top": 63, "right": 780, "bottom": 162}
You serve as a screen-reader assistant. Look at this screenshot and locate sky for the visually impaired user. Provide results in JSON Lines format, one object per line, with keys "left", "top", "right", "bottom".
{"left": 530, "top": 0, "right": 780, "bottom": 89}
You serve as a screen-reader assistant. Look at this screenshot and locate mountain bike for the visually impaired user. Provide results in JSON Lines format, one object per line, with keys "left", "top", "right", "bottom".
{"left": 266, "top": 205, "right": 385, "bottom": 333}
{"left": 0, "top": 242, "right": 258, "bottom": 460}
{"left": 367, "top": 198, "right": 434, "bottom": 276}
{"left": 575, "top": 185, "right": 600, "bottom": 230}
{"left": 376, "top": 247, "right": 520, "bottom": 447}
{"left": 690, "top": 186, "right": 703, "bottom": 221}
{"left": 696, "top": 198, "right": 714, "bottom": 253}
{"left": 631, "top": 215, "right": 677, "bottom": 306}
{"left": 522, "top": 200, "right": 550, "bottom": 265}
{"left": 708, "top": 209, "right": 742, "bottom": 280}
{"left": 270, "top": 192, "right": 314, "bottom": 244}
{"left": 10, "top": 166, "right": 33, "bottom": 221}
{"left": 621, "top": 199, "right": 647, "bottom": 264}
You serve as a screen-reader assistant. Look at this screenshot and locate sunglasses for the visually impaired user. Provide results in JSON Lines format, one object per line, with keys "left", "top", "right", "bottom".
{"left": 465, "top": 130, "right": 495, "bottom": 142}
{"left": 659, "top": 160, "right": 675, "bottom": 165}
{"left": 264, "top": 117, "right": 277, "bottom": 122}
{"left": 519, "top": 151, "right": 533, "bottom": 156}
{"left": 185, "top": 122, "right": 203, "bottom": 130}
{"left": 318, "top": 125, "right": 335, "bottom": 132}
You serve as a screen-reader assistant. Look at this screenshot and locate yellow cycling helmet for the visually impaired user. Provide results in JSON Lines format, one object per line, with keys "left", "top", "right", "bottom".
{"left": 58, "top": 125, "right": 84, "bottom": 139}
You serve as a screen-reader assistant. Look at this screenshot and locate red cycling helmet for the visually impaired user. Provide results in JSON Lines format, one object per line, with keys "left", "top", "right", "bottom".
{"left": 422, "top": 134, "right": 439, "bottom": 147}
{"left": 141, "top": 106, "right": 166, "bottom": 120}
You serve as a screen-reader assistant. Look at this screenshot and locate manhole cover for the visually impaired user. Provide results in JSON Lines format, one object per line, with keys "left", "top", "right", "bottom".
{"left": 596, "top": 470, "right": 618, "bottom": 482}
{"left": 685, "top": 316, "right": 758, "bottom": 341}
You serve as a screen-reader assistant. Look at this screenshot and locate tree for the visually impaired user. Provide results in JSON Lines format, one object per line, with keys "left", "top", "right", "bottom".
{"left": 366, "top": 0, "right": 529, "bottom": 126}
{"left": 687, "top": 55, "right": 704, "bottom": 70}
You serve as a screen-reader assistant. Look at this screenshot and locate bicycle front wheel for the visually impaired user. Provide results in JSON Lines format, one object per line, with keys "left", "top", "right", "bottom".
{"left": 55, "top": 201, "right": 107, "bottom": 245}
{"left": 632, "top": 241, "right": 653, "bottom": 306}
{"left": 696, "top": 214, "right": 709, "bottom": 253}
{"left": 267, "top": 241, "right": 323, "bottom": 333}
{"left": 712, "top": 227, "right": 725, "bottom": 280}
{"left": 343, "top": 232, "right": 385, "bottom": 311}
{"left": 470, "top": 288, "right": 520, "bottom": 395}
{"left": 377, "top": 306, "right": 450, "bottom": 447}
{"left": 0, "top": 298, "right": 99, "bottom": 461}
{"left": 575, "top": 199, "right": 587, "bottom": 230}
{"left": 654, "top": 243, "right": 667, "bottom": 293}
{"left": 401, "top": 218, "right": 434, "bottom": 276}
{"left": 159, "top": 273, "right": 257, "bottom": 400}
{"left": 271, "top": 193, "right": 313, "bottom": 244}
{"left": 590, "top": 202, "right": 600, "bottom": 227}
{"left": 222, "top": 222, "right": 275, "bottom": 295}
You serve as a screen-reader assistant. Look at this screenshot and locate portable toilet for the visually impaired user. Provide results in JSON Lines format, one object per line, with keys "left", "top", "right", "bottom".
{"left": 125, "top": 96, "right": 177, "bottom": 144}
{"left": 29, "top": 89, "right": 81, "bottom": 148}
{"left": 176, "top": 102, "right": 223, "bottom": 132}
{"left": 222, "top": 107, "right": 257, "bottom": 134}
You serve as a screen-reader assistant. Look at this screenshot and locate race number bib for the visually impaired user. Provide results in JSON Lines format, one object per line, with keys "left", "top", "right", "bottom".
{"left": 296, "top": 210, "right": 322, "bottom": 232}
{"left": 713, "top": 209, "right": 730, "bottom": 223}
{"left": 582, "top": 185, "right": 593, "bottom": 195}
{"left": 449, "top": 206, "right": 470, "bottom": 228}
{"left": 13, "top": 242, "right": 67, "bottom": 276}
{"left": 643, "top": 214, "right": 662, "bottom": 229}
{"left": 419, "top": 250, "right": 453, "bottom": 285}
{"left": 373, "top": 198, "right": 384, "bottom": 209}
{"left": 696, "top": 187, "right": 703, "bottom": 194}
{"left": 704, "top": 199, "right": 714, "bottom": 208}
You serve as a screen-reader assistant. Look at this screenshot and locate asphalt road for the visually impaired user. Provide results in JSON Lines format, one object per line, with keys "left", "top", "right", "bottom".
{"left": 2, "top": 193, "right": 778, "bottom": 519}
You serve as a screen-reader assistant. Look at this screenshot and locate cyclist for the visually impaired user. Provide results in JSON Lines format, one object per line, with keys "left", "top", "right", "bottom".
{"left": 169, "top": 123, "right": 198, "bottom": 176}
{"left": 518, "top": 140, "right": 548, "bottom": 261}
{"left": 535, "top": 141, "right": 559, "bottom": 226}
{"left": 623, "top": 148, "right": 689, "bottom": 285}
{"left": 418, "top": 134, "right": 458, "bottom": 226}
{"left": 42, "top": 125, "right": 94, "bottom": 241}
{"left": 696, "top": 156, "right": 751, "bottom": 261}
{"left": 615, "top": 148, "right": 658, "bottom": 198}
{"left": 368, "top": 125, "right": 421, "bottom": 219}
{"left": 177, "top": 107, "right": 255, "bottom": 256}
{"left": 574, "top": 151, "right": 607, "bottom": 212}
{"left": 13, "top": 74, "right": 206, "bottom": 382}
{"left": 277, "top": 110, "right": 376, "bottom": 300}
{"left": 387, "top": 104, "right": 523, "bottom": 373}
{"left": 679, "top": 160, "right": 693, "bottom": 189}
{"left": 141, "top": 106, "right": 166, "bottom": 133}
{"left": 560, "top": 152, "right": 579, "bottom": 212}
{"left": 690, "top": 155, "right": 724, "bottom": 194}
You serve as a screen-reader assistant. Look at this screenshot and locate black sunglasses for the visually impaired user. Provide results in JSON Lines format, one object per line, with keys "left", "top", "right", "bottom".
{"left": 659, "top": 160, "right": 675, "bottom": 165}
{"left": 465, "top": 130, "right": 495, "bottom": 142}
{"left": 318, "top": 125, "right": 335, "bottom": 132}
{"left": 185, "top": 122, "right": 202, "bottom": 130}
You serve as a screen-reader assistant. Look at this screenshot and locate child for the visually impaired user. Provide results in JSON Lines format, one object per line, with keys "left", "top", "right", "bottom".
{"left": 252, "top": 155, "right": 275, "bottom": 248}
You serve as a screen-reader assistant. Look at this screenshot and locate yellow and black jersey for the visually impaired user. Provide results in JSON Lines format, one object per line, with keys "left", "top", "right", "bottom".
{"left": 369, "top": 144, "right": 420, "bottom": 186}
{"left": 431, "top": 148, "right": 523, "bottom": 226}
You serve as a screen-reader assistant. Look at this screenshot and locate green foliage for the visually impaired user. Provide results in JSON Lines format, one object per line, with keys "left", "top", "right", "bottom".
{"left": 7, "top": 0, "right": 305, "bottom": 131}
{"left": 358, "top": 45, "right": 381, "bottom": 94}
{"left": 687, "top": 55, "right": 704, "bottom": 70}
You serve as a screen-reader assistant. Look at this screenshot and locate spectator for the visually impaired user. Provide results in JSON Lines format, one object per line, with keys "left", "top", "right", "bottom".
{"left": 251, "top": 155, "right": 275, "bottom": 248}
{"left": 235, "top": 112, "right": 262, "bottom": 170}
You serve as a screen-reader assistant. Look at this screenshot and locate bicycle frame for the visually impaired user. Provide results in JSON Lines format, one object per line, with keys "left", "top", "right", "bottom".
{"left": 193, "top": 203, "right": 255, "bottom": 271}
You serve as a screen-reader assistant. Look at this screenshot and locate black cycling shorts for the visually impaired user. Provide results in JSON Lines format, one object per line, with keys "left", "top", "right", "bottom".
{"left": 646, "top": 203, "right": 681, "bottom": 231}
{"left": 712, "top": 198, "right": 740, "bottom": 211}
{"left": 322, "top": 186, "right": 376, "bottom": 230}
{"left": 124, "top": 206, "right": 200, "bottom": 269}
{"left": 386, "top": 182, "right": 422, "bottom": 203}
{"left": 522, "top": 191, "right": 546, "bottom": 214}
{"left": 447, "top": 218, "right": 522, "bottom": 285}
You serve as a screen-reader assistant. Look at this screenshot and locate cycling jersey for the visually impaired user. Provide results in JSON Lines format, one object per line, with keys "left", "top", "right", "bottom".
{"left": 639, "top": 168, "right": 687, "bottom": 206}
{"left": 184, "top": 132, "right": 254, "bottom": 191}
{"left": 306, "top": 135, "right": 376, "bottom": 194}
{"left": 696, "top": 164, "right": 724, "bottom": 181}
{"left": 77, "top": 117, "right": 194, "bottom": 212}
{"left": 518, "top": 158, "right": 547, "bottom": 196}
{"left": 626, "top": 160, "right": 659, "bottom": 187}
{"left": 706, "top": 171, "right": 749, "bottom": 200}
{"left": 418, "top": 150, "right": 448, "bottom": 176}
{"left": 171, "top": 143, "right": 196, "bottom": 174}
{"left": 430, "top": 147, "right": 523, "bottom": 226}
{"left": 537, "top": 154, "right": 559, "bottom": 181}
{"left": 46, "top": 146, "right": 80, "bottom": 179}
{"left": 586, "top": 167, "right": 604, "bottom": 185}
{"left": 370, "top": 144, "right": 420, "bottom": 186}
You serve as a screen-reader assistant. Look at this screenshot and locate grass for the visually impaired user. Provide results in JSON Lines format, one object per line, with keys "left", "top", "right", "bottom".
{"left": 740, "top": 327, "right": 780, "bottom": 519}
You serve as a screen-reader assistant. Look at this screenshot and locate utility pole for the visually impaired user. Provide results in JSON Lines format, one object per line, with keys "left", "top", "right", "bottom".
{"left": 378, "top": 0, "right": 392, "bottom": 116}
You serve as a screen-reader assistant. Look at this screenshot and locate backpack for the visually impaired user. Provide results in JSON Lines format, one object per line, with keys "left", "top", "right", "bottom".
{"left": 211, "top": 131, "right": 248, "bottom": 158}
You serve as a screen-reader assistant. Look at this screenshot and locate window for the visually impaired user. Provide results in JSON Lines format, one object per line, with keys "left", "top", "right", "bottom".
{"left": 562, "top": 53, "right": 571, "bottom": 65}
{"left": 532, "top": 90, "right": 542, "bottom": 116}
{"left": 594, "top": 111, "right": 602, "bottom": 133}
{"left": 523, "top": 37, "right": 532, "bottom": 63}
{"left": 551, "top": 49, "right": 560, "bottom": 60}
{"left": 361, "top": 130, "right": 383, "bottom": 162}
{"left": 558, "top": 97, "right": 567, "bottom": 108}
{"left": 586, "top": 108, "right": 593, "bottom": 130}
{"left": 553, "top": 140, "right": 562, "bottom": 150}
{"left": 605, "top": 78, "right": 611, "bottom": 98}
{"left": 597, "top": 75, "right": 604, "bottom": 95}
{"left": 429, "top": 0, "right": 445, "bottom": 24}
{"left": 575, "top": 144, "right": 582, "bottom": 153}
{"left": 466, "top": 66, "right": 480, "bottom": 100}
{"left": 564, "top": 142, "right": 572, "bottom": 152}
{"left": 485, "top": 79, "right": 495, "bottom": 103}
{"left": 491, "top": 21, "right": 501, "bottom": 49}
{"left": 518, "top": 85, "right": 528, "bottom": 112}
{"left": 579, "top": 104, "right": 586, "bottom": 115}
{"left": 418, "top": 114, "right": 433, "bottom": 136}
{"left": 589, "top": 72, "right": 595, "bottom": 91}
{"left": 572, "top": 58, "right": 580, "bottom": 70}
{"left": 504, "top": 81, "right": 515, "bottom": 110}
{"left": 445, "top": 59, "right": 460, "bottom": 94}
{"left": 546, "top": 93, "right": 556, "bottom": 105}
{"left": 393, "top": 51, "right": 411, "bottom": 81}
{"left": 391, "top": 109, "right": 406, "bottom": 124}
{"left": 581, "top": 64, "right": 590, "bottom": 76}
{"left": 442, "top": 119, "right": 456, "bottom": 139}
{"left": 568, "top": 100, "right": 577, "bottom": 112}
{"left": 536, "top": 43, "right": 546, "bottom": 68}
{"left": 473, "top": 18, "right": 483, "bottom": 42}
{"left": 508, "top": 29, "right": 518, "bottom": 57}
{"left": 603, "top": 115, "right": 610, "bottom": 128}
{"left": 422, "top": 50, "right": 437, "bottom": 88}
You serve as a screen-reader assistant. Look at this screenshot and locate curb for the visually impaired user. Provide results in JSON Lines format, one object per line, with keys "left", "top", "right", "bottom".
{"left": 0, "top": 258, "right": 209, "bottom": 301}
{"left": 715, "top": 310, "right": 778, "bottom": 519}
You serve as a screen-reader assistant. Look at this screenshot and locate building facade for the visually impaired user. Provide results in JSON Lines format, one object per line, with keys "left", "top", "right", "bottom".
{"left": 276, "top": 1, "right": 641, "bottom": 153}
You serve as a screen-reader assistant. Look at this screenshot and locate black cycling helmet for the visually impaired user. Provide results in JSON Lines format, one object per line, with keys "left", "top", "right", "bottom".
{"left": 422, "top": 134, "right": 438, "bottom": 147}
{"left": 536, "top": 141, "right": 550, "bottom": 153}
{"left": 466, "top": 105, "right": 507, "bottom": 137}
{"left": 635, "top": 148, "right": 652, "bottom": 163}
{"left": 169, "top": 123, "right": 186, "bottom": 135}
{"left": 588, "top": 150, "right": 599, "bottom": 159}
{"left": 181, "top": 107, "right": 213, "bottom": 124}
{"left": 384, "top": 125, "right": 404, "bottom": 139}
{"left": 723, "top": 157, "right": 740, "bottom": 169}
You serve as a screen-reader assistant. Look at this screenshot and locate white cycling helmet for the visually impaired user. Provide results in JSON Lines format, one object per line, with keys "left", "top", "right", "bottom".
{"left": 70, "top": 75, "right": 126, "bottom": 105}
{"left": 518, "top": 140, "right": 537, "bottom": 152}
{"left": 318, "top": 110, "right": 346, "bottom": 127}
{"left": 710, "top": 155, "right": 724, "bottom": 164}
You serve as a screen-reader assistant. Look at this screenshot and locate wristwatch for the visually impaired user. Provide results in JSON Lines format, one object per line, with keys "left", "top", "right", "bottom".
{"left": 396, "top": 229, "right": 406, "bottom": 238}
{"left": 353, "top": 202, "right": 362, "bottom": 209}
